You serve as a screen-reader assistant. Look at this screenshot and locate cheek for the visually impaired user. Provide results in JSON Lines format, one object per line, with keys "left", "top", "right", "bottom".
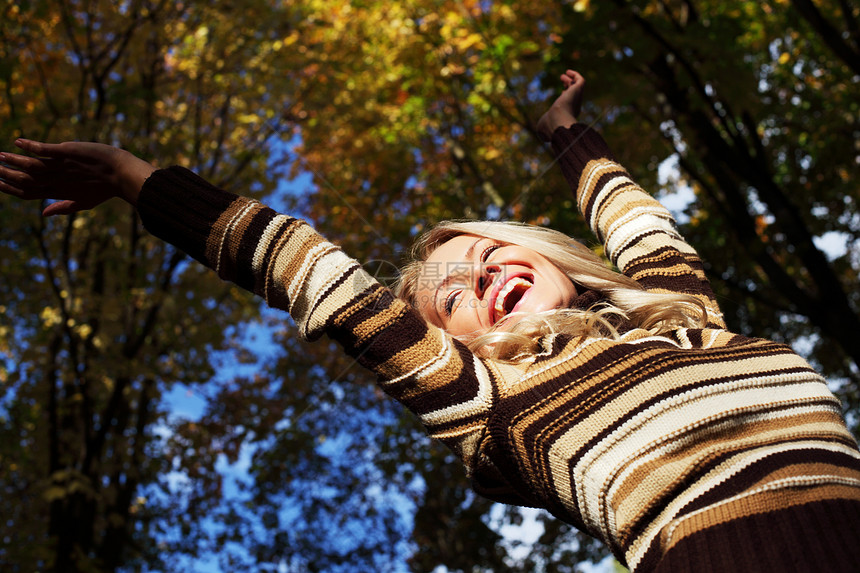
{"left": 413, "top": 292, "right": 442, "bottom": 327}
{"left": 450, "top": 305, "right": 485, "bottom": 335}
{"left": 546, "top": 271, "right": 576, "bottom": 304}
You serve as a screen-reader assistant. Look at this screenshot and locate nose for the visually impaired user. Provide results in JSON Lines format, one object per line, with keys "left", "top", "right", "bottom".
{"left": 476, "top": 263, "right": 501, "bottom": 298}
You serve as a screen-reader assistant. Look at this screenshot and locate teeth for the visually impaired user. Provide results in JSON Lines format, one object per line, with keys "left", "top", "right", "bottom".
{"left": 494, "top": 277, "right": 532, "bottom": 319}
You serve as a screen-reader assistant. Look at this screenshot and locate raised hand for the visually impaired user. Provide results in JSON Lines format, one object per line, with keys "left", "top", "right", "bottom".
{"left": 537, "top": 69, "right": 586, "bottom": 142}
{"left": 0, "top": 139, "right": 155, "bottom": 216}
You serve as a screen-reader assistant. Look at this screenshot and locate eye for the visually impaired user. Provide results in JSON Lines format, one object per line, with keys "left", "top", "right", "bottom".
{"left": 444, "top": 290, "right": 461, "bottom": 316}
{"left": 480, "top": 244, "right": 502, "bottom": 262}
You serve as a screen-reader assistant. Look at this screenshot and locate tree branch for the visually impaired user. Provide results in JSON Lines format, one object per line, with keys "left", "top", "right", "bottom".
{"left": 639, "top": 41, "right": 860, "bottom": 371}
{"left": 837, "top": 0, "right": 860, "bottom": 52}
{"left": 791, "top": 0, "right": 860, "bottom": 75}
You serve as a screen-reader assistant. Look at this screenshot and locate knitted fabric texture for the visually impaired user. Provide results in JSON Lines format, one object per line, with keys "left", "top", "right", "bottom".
{"left": 138, "top": 125, "right": 860, "bottom": 572}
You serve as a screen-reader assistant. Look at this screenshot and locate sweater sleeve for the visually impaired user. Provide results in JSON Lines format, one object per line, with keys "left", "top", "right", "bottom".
{"left": 136, "top": 166, "right": 526, "bottom": 503}
{"left": 550, "top": 124, "right": 725, "bottom": 329}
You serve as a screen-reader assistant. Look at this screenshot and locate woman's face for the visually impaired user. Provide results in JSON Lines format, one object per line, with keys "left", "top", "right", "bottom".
{"left": 414, "top": 234, "right": 578, "bottom": 337}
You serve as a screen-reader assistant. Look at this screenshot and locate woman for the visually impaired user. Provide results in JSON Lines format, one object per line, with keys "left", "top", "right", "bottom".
{"left": 2, "top": 71, "right": 859, "bottom": 572}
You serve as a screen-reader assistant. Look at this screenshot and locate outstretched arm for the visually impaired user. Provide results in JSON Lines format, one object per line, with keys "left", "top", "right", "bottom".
{"left": 142, "top": 167, "right": 529, "bottom": 503}
{"left": 0, "top": 139, "right": 154, "bottom": 216}
{"left": 0, "top": 138, "right": 521, "bottom": 505}
{"left": 539, "top": 71, "right": 725, "bottom": 327}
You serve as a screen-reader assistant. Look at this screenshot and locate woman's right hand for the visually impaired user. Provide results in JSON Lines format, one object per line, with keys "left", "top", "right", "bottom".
{"left": 0, "top": 139, "right": 155, "bottom": 216}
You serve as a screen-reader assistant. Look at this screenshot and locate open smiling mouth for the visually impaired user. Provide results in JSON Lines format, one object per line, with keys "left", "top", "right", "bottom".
{"left": 492, "top": 276, "right": 533, "bottom": 323}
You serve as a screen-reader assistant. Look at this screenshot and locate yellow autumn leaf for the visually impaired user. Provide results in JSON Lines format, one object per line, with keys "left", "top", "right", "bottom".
{"left": 40, "top": 306, "right": 62, "bottom": 327}
{"left": 457, "top": 32, "right": 484, "bottom": 51}
{"left": 237, "top": 113, "right": 260, "bottom": 124}
{"left": 483, "top": 147, "right": 502, "bottom": 160}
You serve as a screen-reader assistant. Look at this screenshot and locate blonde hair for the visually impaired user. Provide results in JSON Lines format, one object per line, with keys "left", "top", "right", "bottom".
{"left": 394, "top": 220, "right": 707, "bottom": 362}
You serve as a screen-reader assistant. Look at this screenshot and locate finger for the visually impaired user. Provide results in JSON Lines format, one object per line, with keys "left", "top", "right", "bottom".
{"left": 0, "top": 166, "right": 75, "bottom": 202}
{"left": 14, "top": 139, "right": 99, "bottom": 163}
{"left": 0, "top": 158, "right": 62, "bottom": 193}
{"left": 0, "top": 161, "right": 38, "bottom": 193}
{"left": 42, "top": 196, "right": 106, "bottom": 216}
{"left": 0, "top": 177, "right": 24, "bottom": 197}
{"left": 13, "top": 138, "right": 47, "bottom": 155}
{"left": 42, "top": 200, "right": 82, "bottom": 217}
{"left": 0, "top": 150, "right": 50, "bottom": 173}
{"left": 0, "top": 176, "right": 50, "bottom": 200}
{"left": 1, "top": 152, "right": 94, "bottom": 191}
{"left": 14, "top": 138, "right": 62, "bottom": 158}
{"left": 567, "top": 70, "right": 585, "bottom": 86}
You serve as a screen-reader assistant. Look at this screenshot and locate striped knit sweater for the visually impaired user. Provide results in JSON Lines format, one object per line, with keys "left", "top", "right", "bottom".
{"left": 138, "top": 125, "right": 860, "bottom": 572}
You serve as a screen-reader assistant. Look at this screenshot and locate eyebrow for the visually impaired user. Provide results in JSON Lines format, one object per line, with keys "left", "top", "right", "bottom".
{"left": 433, "top": 237, "right": 483, "bottom": 319}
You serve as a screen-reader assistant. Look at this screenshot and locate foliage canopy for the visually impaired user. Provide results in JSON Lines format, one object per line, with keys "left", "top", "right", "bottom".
{"left": 1, "top": 0, "right": 858, "bottom": 571}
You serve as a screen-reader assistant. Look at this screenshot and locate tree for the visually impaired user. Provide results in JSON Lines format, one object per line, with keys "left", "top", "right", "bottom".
{"left": 0, "top": 1, "right": 300, "bottom": 570}
{"left": 251, "top": 0, "right": 859, "bottom": 570}
{"left": 550, "top": 0, "right": 860, "bottom": 405}
{"left": 3, "top": 0, "right": 858, "bottom": 572}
